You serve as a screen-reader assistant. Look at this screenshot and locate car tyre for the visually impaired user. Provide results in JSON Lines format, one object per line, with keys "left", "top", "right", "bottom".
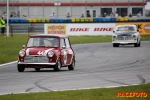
{"left": 54, "top": 58, "right": 61, "bottom": 71}
{"left": 17, "top": 64, "right": 25, "bottom": 72}
{"left": 138, "top": 41, "right": 141, "bottom": 47}
{"left": 134, "top": 43, "right": 138, "bottom": 47}
{"left": 113, "top": 44, "right": 119, "bottom": 47}
{"left": 35, "top": 68, "right": 40, "bottom": 71}
{"left": 68, "top": 57, "right": 75, "bottom": 70}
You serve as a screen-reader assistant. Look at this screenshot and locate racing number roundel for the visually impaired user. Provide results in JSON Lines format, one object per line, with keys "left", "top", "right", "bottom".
{"left": 64, "top": 51, "right": 67, "bottom": 64}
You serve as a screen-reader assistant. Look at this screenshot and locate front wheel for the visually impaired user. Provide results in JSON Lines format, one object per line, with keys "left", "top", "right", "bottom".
{"left": 68, "top": 57, "right": 75, "bottom": 70}
{"left": 35, "top": 68, "right": 40, "bottom": 71}
{"left": 113, "top": 44, "right": 119, "bottom": 47}
{"left": 134, "top": 43, "right": 138, "bottom": 47}
{"left": 54, "top": 58, "right": 61, "bottom": 71}
{"left": 138, "top": 41, "right": 141, "bottom": 47}
{"left": 17, "top": 64, "right": 25, "bottom": 72}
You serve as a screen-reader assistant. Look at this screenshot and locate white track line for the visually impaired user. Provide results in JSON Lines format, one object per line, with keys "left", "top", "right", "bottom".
{"left": 0, "top": 61, "right": 17, "bottom": 68}
{"left": 0, "top": 83, "right": 144, "bottom": 96}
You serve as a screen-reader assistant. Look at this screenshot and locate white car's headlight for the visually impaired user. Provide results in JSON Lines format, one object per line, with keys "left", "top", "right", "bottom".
{"left": 132, "top": 35, "right": 137, "bottom": 40}
{"left": 19, "top": 50, "right": 25, "bottom": 57}
{"left": 47, "top": 51, "right": 54, "bottom": 57}
{"left": 112, "top": 35, "right": 117, "bottom": 41}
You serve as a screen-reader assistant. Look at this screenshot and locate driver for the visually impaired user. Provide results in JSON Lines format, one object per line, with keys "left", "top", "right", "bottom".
{"left": 53, "top": 38, "right": 59, "bottom": 47}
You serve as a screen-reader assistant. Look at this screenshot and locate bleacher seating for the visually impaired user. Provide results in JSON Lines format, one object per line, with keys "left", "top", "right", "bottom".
{"left": 5, "top": 17, "right": 150, "bottom": 23}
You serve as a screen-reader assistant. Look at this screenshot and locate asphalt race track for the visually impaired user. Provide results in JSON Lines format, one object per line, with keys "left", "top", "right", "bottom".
{"left": 0, "top": 42, "right": 150, "bottom": 95}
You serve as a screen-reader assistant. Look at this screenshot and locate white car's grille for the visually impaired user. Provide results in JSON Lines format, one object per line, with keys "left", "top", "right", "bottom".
{"left": 117, "top": 36, "right": 132, "bottom": 40}
{"left": 24, "top": 56, "right": 49, "bottom": 63}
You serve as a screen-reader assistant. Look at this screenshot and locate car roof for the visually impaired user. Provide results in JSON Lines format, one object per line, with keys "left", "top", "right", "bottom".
{"left": 30, "top": 34, "right": 68, "bottom": 38}
{"left": 117, "top": 25, "right": 136, "bottom": 27}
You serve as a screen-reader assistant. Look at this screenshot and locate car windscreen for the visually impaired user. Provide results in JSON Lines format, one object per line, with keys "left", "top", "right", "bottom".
{"left": 27, "top": 37, "right": 59, "bottom": 47}
{"left": 116, "top": 26, "right": 136, "bottom": 32}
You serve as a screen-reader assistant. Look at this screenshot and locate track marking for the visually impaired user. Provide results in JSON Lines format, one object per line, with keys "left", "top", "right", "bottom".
{"left": 0, "top": 61, "right": 17, "bottom": 69}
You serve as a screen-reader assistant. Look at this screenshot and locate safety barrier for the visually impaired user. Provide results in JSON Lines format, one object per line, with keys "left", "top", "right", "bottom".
{"left": 5, "top": 17, "right": 150, "bottom": 23}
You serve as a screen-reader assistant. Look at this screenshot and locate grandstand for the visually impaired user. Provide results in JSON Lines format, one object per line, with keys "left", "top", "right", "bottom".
{"left": 0, "top": 0, "right": 150, "bottom": 33}
{"left": 0, "top": 0, "right": 149, "bottom": 18}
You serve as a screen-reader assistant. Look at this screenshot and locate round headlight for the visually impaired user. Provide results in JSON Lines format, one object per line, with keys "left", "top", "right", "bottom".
{"left": 132, "top": 35, "right": 137, "bottom": 39}
{"left": 47, "top": 51, "right": 54, "bottom": 57}
{"left": 19, "top": 50, "right": 25, "bottom": 57}
{"left": 112, "top": 35, "right": 117, "bottom": 41}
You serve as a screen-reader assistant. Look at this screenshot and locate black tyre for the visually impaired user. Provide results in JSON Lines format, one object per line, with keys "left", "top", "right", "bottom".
{"left": 134, "top": 43, "right": 138, "bottom": 47}
{"left": 35, "top": 68, "right": 40, "bottom": 71}
{"left": 17, "top": 64, "right": 25, "bottom": 72}
{"left": 54, "top": 58, "right": 61, "bottom": 71}
{"left": 68, "top": 57, "right": 75, "bottom": 70}
{"left": 138, "top": 41, "right": 141, "bottom": 47}
{"left": 113, "top": 44, "right": 119, "bottom": 47}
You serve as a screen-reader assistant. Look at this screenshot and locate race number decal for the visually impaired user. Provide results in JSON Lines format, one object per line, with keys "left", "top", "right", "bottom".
{"left": 37, "top": 51, "right": 44, "bottom": 55}
{"left": 64, "top": 51, "right": 67, "bottom": 64}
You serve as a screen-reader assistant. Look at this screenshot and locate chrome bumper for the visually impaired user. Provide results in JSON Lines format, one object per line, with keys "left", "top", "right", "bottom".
{"left": 18, "top": 62, "right": 56, "bottom": 65}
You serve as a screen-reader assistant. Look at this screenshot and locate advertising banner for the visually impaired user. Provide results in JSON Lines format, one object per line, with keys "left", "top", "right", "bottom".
{"left": 67, "top": 23, "right": 115, "bottom": 36}
{"left": 44, "top": 24, "right": 66, "bottom": 35}
{"left": 45, "top": 23, "right": 115, "bottom": 36}
{"left": 116, "top": 22, "right": 150, "bottom": 35}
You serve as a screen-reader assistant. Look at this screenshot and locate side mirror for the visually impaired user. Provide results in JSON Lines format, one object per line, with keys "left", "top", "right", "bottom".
{"left": 22, "top": 45, "right": 25, "bottom": 49}
{"left": 62, "top": 46, "right": 66, "bottom": 49}
{"left": 113, "top": 31, "right": 115, "bottom": 33}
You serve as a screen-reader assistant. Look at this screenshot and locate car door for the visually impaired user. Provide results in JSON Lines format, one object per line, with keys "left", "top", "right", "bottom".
{"left": 64, "top": 38, "right": 73, "bottom": 65}
{"left": 60, "top": 38, "right": 68, "bottom": 66}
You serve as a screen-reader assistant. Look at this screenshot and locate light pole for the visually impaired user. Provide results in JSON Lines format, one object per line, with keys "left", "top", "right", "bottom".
{"left": 6, "top": 0, "right": 9, "bottom": 37}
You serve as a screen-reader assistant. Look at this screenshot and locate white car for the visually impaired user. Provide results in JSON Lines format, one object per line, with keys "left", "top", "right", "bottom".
{"left": 112, "top": 25, "right": 141, "bottom": 47}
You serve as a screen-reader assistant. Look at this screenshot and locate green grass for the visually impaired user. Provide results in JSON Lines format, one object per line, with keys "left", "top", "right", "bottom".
{"left": 0, "top": 83, "right": 149, "bottom": 100}
{"left": 0, "top": 34, "right": 150, "bottom": 64}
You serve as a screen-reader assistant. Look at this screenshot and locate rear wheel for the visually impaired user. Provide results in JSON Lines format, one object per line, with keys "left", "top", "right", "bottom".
{"left": 17, "top": 64, "right": 25, "bottom": 72}
{"left": 35, "top": 68, "right": 40, "bottom": 71}
{"left": 54, "top": 58, "right": 61, "bottom": 71}
{"left": 68, "top": 57, "right": 75, "bottom": 70}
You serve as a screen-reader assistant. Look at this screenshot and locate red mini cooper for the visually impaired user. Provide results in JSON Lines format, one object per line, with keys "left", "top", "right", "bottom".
{"left": 17, "top": 34, "right": 75, "bottom": 72}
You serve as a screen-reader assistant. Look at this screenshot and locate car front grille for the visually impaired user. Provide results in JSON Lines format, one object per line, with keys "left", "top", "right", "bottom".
{"left": 117, "top": 36, "right": 132, "bottom": 40}
{"left": 24, "top": 56, "right": 49, "bottom": 63}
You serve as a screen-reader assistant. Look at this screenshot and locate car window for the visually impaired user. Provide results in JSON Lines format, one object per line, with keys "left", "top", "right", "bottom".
{"left": 27, "top": 37, "right": 58, "bottom": 47}
{"left": 61, "top": 38, "right": 66, "bottom": 48}
{"left": 52, "top": 38, "right": 59, "bottom": 47}
{"left": 116, "top": 26, "right": 135, "bottom": 32}
{"left": 65, "top": 38, "right": 70, "bottom": 48}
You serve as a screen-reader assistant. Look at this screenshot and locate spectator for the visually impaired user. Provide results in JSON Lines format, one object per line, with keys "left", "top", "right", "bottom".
{"left": 50, "top": 12, "right": 56, "bottom": 18}
{"left": 110, "top": 12, "right": 114, "bottom": 17}
{"left": 137, "top": 11, "right": 142, "bottom": 17}
{"left": 10, "top": 12, "right": 14, "bottom": 17}
{"left": 87, "top": 12, "right": 91, "bottom": 17}
{"left": 13, "top": 12, "right": 17, "bottom": 17}
{"left": 0, "top": 17, "right": 6, "bottom": 35}
{"left": 129, "top": 13, "right": 132, "bottom": 17}
{"left": 81, "top": 13, "right": 84, "bottom": 17}
{"left": 67, "top": 12, "right": 70, "bottom": 18}
{"left": 102, "top": 12, "right": 106, "bottom": 17}
{"left": 2, "top": 11, "right": 7, "bottom": 18}
{"left": 121, "top": 13, "right": 125, "bottom": 17}
{"left": 17, "top": 11, "right": 20, "bottom": 18}
{"left": 115, "top": 12, "right": 118, "bottom": 17}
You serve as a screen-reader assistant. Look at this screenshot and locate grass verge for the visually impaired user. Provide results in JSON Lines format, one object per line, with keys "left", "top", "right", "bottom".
{"left": 0, "top": 34, "right": 150, "bottom": 64}
{"left": 0, "top": 83, "right": 149, "bottom": 100}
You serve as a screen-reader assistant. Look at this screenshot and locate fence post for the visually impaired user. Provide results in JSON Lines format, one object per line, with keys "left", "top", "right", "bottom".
{"left": 9, "top": 25, "right": 13, "bottom": 37}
